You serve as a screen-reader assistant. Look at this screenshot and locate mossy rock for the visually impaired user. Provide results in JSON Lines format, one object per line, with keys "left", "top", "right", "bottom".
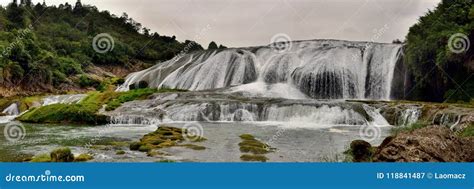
{"left": 130, "top": 142, "right": 141, "bottom": 151}
{"left": 50, "top": 148, "right": 74, "bottom": 162}
{"left": 132, "top": 125, "right": 208, "bottom": 155}
{"left": 30, "top": 154, "right": 51, "bottom": 162}
{"left": 239, "top": 134, "right": 255, "bottom": 140}
{"left": 178, "top": 144, "right": 206, "bottom": 150}
{"left": 156, "top": 159, "right": 176, "bottom": 163}
{"left": 74, "top": 154, "right": 94, "bottom": 162}
{"left": 138, "top": 145, "right": 153, "bottom": 152}
{"left": 238, "top": 138, "right": 271, "bottom": 154}
{"left": 116, "top": 150, "right": 126, "bottom": 155}
{"left": 240, "top": 154, "right": 268, "bottom": 162}
{"left": 348, "top": 140, "right": 373, "bottom": 162}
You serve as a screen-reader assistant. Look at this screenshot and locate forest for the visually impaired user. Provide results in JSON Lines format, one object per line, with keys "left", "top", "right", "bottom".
{"left": 404, "top": 0, "right": 474, "bottom": 102}
{"left": 0, "top": 0, "right": 213, "bottom": 95}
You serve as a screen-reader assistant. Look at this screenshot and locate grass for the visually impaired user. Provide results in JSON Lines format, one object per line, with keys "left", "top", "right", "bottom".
{"left": 13, "top": 86, "right": 188, "bottom": 125}
{"left": 30, "top": 154, "right": 51, "bottom": 162}
{"left": 105, "top": 88, "right": 158, "bottom": 111}
{"left": 105, "top": 87, "right": 188, "bottom": 111}
{"left": 459, "top": 124, "right": 474, "bottom": 137}
{"left": 74, "top": 154, "right": 94, "bottom": 162}
{"left": 17, "top": 91, "right": 116, "bottom": 125}
{"left": 391, "top": 121, "right": 428, "bottom": 135}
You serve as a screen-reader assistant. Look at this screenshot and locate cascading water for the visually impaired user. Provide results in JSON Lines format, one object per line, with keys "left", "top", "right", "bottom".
{"left": 105, "top": 92, "right": 397, "bottom": 128}
{"left": 0, "top": 103, "right": 20, "bottom": 124}
{"left": 398, "top": 107, "right": 421, "bottom": 126}
{"left": 0, "top": 94, "right": 87, "bottom": 124}
{"left": 118, "top": 40, "right": 402, "bottom": 100}
{"left": 111, "top": 40, "right": 406, "bottom": 128}
{"left": 2, "top": 103, "right": 19, "bottom": 116}
{"left": 42, "top": 94, "right": 87, "bottom": 106}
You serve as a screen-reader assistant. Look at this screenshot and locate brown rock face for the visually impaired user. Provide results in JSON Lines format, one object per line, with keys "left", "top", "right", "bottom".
{"left": 373, "top": 126, "right": 474, "bottom": 162}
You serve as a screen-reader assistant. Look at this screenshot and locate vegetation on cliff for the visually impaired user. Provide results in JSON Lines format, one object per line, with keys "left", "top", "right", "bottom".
{"left": 0, "top": 1, "right": 206, "bottom": 96}
{"left": 404, "top": 0, "right": 474, "bottom": 102}
{"left": 16, "top": 87, "right": 186, "bottom": 124}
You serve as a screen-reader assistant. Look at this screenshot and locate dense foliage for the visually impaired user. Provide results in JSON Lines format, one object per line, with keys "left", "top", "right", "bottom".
{"left": 404, "top": 0, "right": 474, "bottom": 102}
{"left": 0, "top": 1, "right": 204, "bottom": 94}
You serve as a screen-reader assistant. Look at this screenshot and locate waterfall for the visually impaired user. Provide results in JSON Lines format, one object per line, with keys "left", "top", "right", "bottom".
{"left": 0, "top": 103, "right": 20, "bottom": 124}
{"left": 118, "top": 40, "right": 402, "bottom": 100}
{"left": 106, "top": 92, "right": 394, "bottom": 128}
{"left": 398, "top": 107, "right": 421, "bottom": 126}
{"left": 0, "top": 94, "right": 87, "bottom": 124}
{"left": 2, "top": 103, "right": 20, "bottom": 116}
{"left": 42, "top": 94, "right": 87, "bottom": 106}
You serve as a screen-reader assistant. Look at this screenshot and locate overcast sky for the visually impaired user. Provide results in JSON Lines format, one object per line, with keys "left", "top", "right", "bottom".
{"left": 1, "top": 0, "right": 440, "bottom": 47}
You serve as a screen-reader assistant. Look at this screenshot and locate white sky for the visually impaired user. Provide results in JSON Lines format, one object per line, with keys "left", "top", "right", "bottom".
{"left": 0, "top": 0, "right": 440, "bottom": 47}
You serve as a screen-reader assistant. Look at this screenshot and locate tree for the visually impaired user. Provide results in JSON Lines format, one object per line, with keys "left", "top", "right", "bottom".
{"left": 208, "top": 41, "right": 218, "bottom": 49}
{"left": 6, "top": 2, "right": 28, "bottom": 29}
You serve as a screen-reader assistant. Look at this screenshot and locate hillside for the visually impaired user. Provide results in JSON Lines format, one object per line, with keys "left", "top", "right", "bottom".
{"left": 0, "top": 1, "right": 204, "bottom": 96}
{"left": 404, "top": 0, "right": 474, "bottom": 102}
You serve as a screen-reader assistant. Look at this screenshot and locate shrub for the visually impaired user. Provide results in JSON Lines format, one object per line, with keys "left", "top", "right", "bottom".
{"left": 50, "top": 148, "right": 74, "bottom": 162}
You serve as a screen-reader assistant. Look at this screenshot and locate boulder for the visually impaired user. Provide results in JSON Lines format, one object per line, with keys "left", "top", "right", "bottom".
{"left": 349, "top": 140, "right": 373, "bottom": 162}
{"left": 50, "top": 148, "right": 74, "bottom": 162}
{"left": 373, "top": 126, "right": 474, "bottom": 162}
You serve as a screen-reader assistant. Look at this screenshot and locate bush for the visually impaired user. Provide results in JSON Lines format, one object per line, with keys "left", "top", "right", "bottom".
{"left": 74, "top": 154, "right": 94, "bottom": 162}
{"left": 50, "top": 148, "right": 74, "bottom": 162}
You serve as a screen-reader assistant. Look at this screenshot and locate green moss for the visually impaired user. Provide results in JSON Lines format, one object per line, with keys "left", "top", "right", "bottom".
{"left": 391, "top": 121, "right": 428, "bottom": 135}
{"left": 17, "top": 91, "right": 116, "bottom": 125}
{"left": 240, "top": 154, "right": 268, "bottom": 162}
{"left": 116, "top": 150, "right": 126, "bottom": 155}
{"left": 131, "top": 125, "right": 207, "bottom": 154}
{"left": 239, "top": 134, "right": 255, "bottom": 140}
{"left": 138, "top": 145, "right": 153, "bottom": 152}
{"left": 459, "top": 124, "right": 474, "bottom": 137}
{"left": 30, "top": 154, "right": 51, "bottom": 162}
{"left": 105, "top": 88, "right": 188, "bottom": 111}
{"left": 156, "top": 159, "right": 176, "bottom": 163}
{"left": 178, "top": 144, "right": 206, "bottom": 150}
{"left": 129, "top": 142, "right": 141, "bottom": 151}
{"left": 74, "top": 154, "right": 94, "bottom": 162}
{"left": 238, "top": 136, "right": 272, "bottom": 154}
{"left": 50, "top": 148, "right": 74, "bottom": 162}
